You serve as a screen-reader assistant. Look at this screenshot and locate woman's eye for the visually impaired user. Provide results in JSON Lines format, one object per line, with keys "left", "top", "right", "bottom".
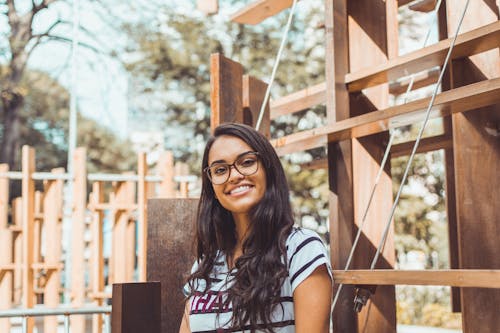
{"left": 213, "top": 166, "right": 228, "bottom": 175}
{"left": 239, "top": 158, "right": 256, "bottom": 167}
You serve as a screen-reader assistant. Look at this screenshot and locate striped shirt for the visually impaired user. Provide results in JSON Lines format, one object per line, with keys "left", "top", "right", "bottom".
{"left": 184, "top": 228, "right": 332, "bottom": 333}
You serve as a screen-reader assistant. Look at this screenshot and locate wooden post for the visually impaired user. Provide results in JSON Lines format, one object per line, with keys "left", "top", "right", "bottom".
{"left": 242, "top": 75, "right": 271, "bottom": 138}
{"left": 111, "top": 282, "right": 161, "bottom": 333}
{"left": 33, "top": 191, "right": 42, "bottom": 296}
{"left": 138, "top": 153, "right": 148, "bottom": 282}
{"left": 111, "top": 177, "right": 136, "bottom": 284}
{"left": 446, "top": 2, "right": 500, "bottom": 332}
{"left": 210, "top": 53, "right": 244, "bottom": 131}
{"left": 0, "top": 163, "right": 11, "bottom": 332}
{"left": 12, "top": 197, "right": 23, "bottom": 305}
{"left": 147, "top": 199, "right": 198, "bottom": 333}
{"left": 197, "top": 0, "right": 218, "bottom": 15}
{"left": 156, "top": 151, "right": 175, "bottom": 198}
{"left": 43, "top": 168, "right": 64, "bottom": 333}
{"left": 22, "top": 146, "right": 35, "bottom": 333}
{"left": 175, "top": 162, "right": 189, "bottom": 198}
{"left": 90, "top": 181, "right": 105, "bottom": 333}
{"left": 71, "top": 148, "right": 87, "bottom": 333}
{"left": 326, "top": 1, "right": 397, "bottom": 332}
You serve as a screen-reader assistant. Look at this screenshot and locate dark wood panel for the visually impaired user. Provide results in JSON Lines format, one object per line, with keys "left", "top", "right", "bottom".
{"left": 147, "top": 199, "right": 198, "bottom": 333}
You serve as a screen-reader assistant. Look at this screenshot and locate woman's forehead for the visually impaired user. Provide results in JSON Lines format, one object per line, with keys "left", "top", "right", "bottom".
{"left": 208, "top": 135, "right": 254, "bottom": 163}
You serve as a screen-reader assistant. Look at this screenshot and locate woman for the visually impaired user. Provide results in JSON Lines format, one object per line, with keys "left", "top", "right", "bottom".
{"left": 180, "top": 123, "right": 332, "bottom": 333}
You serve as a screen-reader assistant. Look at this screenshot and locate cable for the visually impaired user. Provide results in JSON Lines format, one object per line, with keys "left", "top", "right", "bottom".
{"left": 255, "top": 0, "right": 299, "bottom": 131}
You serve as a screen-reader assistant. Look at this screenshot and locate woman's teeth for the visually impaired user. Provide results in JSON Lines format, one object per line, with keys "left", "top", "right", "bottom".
{"left": 230, "top": 185, "right": 251, "bottom": 194}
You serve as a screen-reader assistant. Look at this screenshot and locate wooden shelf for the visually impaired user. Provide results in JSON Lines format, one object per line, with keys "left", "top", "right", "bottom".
{"left": 31, "top": 263, "right": 63, "bottom": 271}
{"left": 271, "top": 77, "right": 500, "bottom": 155}
{"left": 231, "top": 0, "right": 295, "bottom": 25}
{"left": 389, "top": 67, "right": 440, "bottom": 95}
{"left": 346, "top": 21, "right": 500, "bottom": 91}
{"left": 409, "top": 0, "right": 437, "bottom": 12}
{"left": 271, "top": 82, "right": 326, "bottom": 119}
{"left": 333, "top": 269, "right": 500, "bottom": 288}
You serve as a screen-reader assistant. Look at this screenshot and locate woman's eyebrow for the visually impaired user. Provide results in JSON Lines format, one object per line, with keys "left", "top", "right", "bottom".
{"left": 208, "top": 151, "right": 254, "bottom": 167}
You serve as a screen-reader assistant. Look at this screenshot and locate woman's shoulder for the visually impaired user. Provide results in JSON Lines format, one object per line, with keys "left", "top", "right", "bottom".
{"left": 286, "top": 227, "right": 326, "bottom": 252}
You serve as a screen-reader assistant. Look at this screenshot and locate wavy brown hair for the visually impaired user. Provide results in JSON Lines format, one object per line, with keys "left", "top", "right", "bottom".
{"left": 186, "top": 123, "right": 294, "bottom": 332}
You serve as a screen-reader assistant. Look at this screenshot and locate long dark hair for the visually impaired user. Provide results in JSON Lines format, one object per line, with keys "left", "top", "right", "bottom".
{"left": 187, "top": 123, "right": 294, "bottom": 332}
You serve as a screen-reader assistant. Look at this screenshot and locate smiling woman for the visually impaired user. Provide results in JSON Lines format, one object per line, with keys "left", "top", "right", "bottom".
{"left": 179, "top": 123, "right": 332, "bottom": 333}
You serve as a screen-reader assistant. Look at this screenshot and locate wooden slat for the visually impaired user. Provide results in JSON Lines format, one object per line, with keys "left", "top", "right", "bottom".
{"left": 197, "top": 0, "right": 218, "bottom": 15}
{"left": 346, "top": 21, "right": 500, "bottom": 91}
{"left": 333, "top": 270, "right": 500, "bottom": 288}
{"left": 271, "top": 77, "right": 500, "bottom": 155}
{"left": 21, "top": 146, "right": 35, "bottom": 333}
{"left": 230, "top": 0, "right": 294, "bottom": 25}
{"left": 90, "top": 203, "right": 138, "bottom": 211}
{"left": 409, "top": 0, "right": 437, "bottom": 12}
{"left": 242, "top": 75, "right": 270, "bottom": 138}
{"left": 389, "top": 67, "right": 439, "bottom": 95}
{"left": 137, "top": 153, "right": 147, "bottom": 282}
{"left": 270, "top": 82, "right": 326, "bottom": 119}
{"left": 390, "top": 134, "right": 452, "bottom": 158}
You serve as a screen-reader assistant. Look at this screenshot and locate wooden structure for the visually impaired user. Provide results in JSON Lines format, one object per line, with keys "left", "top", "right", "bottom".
{"left": 209, "top": 0, "right": 500, "bottom": 332}
{"left": 0, "top": 147, "right": 194, "bottom": 333}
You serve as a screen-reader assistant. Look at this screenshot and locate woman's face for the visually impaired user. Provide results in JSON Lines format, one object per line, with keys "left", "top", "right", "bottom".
{"left": 207, "top": 135, "right": 267, "bottom": 216}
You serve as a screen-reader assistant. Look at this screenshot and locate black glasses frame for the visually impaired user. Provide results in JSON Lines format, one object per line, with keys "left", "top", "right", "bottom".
{"left": 204, "top": 151, "right": 260, "bottom": 185}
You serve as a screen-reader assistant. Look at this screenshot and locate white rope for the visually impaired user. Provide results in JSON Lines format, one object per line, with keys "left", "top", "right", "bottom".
{"left": 369, "top": 0, "right": 470, "bottom": 271}
{"left": 255, "top": 0, "right": 299, "bottom": 131}
{"left": 331, "top": 0, "right": 451, "bottom": 312}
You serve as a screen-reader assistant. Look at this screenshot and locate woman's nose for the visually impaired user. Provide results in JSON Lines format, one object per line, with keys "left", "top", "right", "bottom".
{"left": 227, "top": 165, "right": 244, "bottom": 183}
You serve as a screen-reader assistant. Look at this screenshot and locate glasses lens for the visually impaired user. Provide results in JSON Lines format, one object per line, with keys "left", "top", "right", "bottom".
{"left": 235, "top": 154, "right": 259, "bottom": 176}
{"left": 208, "top": 164, "right": 230, "bottom": 185}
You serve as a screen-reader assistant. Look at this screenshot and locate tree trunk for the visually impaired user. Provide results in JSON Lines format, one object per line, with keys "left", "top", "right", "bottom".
{"left": 0, "top": 92, "right": 23, "bottom": 170}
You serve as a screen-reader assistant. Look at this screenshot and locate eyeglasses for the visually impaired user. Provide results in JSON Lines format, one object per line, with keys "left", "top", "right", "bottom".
{"left": 204, "top": 151, "right": 260, "bottom": 185}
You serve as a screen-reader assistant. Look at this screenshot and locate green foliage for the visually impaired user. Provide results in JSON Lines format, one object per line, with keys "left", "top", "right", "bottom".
{"left": 1, "top": 69, "right": 136, "bottom": 176}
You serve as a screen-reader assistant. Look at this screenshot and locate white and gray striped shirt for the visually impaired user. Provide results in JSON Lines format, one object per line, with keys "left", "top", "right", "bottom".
{"left": 184, "top": 228, "right": 332, "bottom": 333}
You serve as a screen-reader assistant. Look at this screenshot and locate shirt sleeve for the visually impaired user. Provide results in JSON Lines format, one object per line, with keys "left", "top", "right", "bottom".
{"left": 183, "top": 260, "right": 200, "bottom": 297}
{"left": 287, "top": 228, "right": 332, "bottom": 293}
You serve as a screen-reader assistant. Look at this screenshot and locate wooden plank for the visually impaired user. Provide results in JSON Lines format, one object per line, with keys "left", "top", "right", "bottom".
{"left": 70, "top": 148, "right": 87, "bottom": 333}
{"left": 156, "top": 151, "right": 175, "bottom": 198}
{"left": 210, "top": 53, "right": 244, "bottom": 132}
{"left": 242, "top": 75, "right": 270, "bottom": 138}
{"left": 300, "top": 134, "right": 453, "bottom": 169}
{"left": 345, "top": 21, "right": 500, "bottom": 91}
{"left": 270, "top": 82, "right": 326, "bottom": 119}
{"left": 389, "top": 67, "right": 440, "bottom": 95}
{"left": 111, "top": 282, "right": 161, "bottom": 333}
{"left": 90, "top": 182, "right": 104, "bottom": 333}
{"left": 446, "top": 4, "right": 500, "bottom": 332}
{"left": 333, "top": 270, "right": 500, "bottom": 288}
{"left": 325, "top": 0, "right": 356, "bottom": 331}
{"left": 137, "top": 153, "right": 147, "bottom": 282}
{"left": 147, "top": 199, "right": 198, "bottom": 333}
{"left": 0, "top": 164, "right": 8, "bottom": 229}
{"left": 0, "top": 232, "right": 12, "bottom": 332}
{"left": 21, "top": 146, "right": 35, "bottom": 333}
{"left": 409, "top": 0, "right": 437, "bottom": 12}
{"left": 271, "top": 77, "right": 500, "bottom": 155}
{"left": 89, "top": 203, "right": 138, "bottom": 211}
{"left": 12, "top": 197, "right": 22, "bottom": 304}
{"left": 390, "top": 134, "right": 452, "bottom": 158}
{"left": 230, "top": 0, "right": 294, "bottom": 25}
{"left": 197, "top": 0, "right": 218, "bottom": 15}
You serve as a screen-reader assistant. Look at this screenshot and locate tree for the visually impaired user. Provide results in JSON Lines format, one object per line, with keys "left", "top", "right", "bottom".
{"left": 0, "top": 0, "right": 108, "bottom": 170}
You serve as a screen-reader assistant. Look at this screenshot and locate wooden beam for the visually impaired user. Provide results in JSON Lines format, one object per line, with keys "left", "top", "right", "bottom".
{"left": 409, "top": 0, "right": 437, "bottom": 12}
{"left": 210, "top": 53, "right": 244, "bottom": 131}
{"left": 90, "top": 182, "right": 104, "bottom": 333}
{"left": 242, "top": 75, "right": 270, "bottom": 138}
{"left": 111, "top": 282, "right": 161, "bottom": 333}
{"left": 156, "top": 151, "right": 175, "bottom": 198}
{"left": 271, "top": 77, "right": 500, "bottom": 155}
{"left": 389, "top": 67, "right": 439, "bottom": 95}
{"left": 230, "top": 0, "right": 294, "bottom": 25}
{"left": 270, "top": 82, "right": 326, "bottom": 119}
{"left": 70, "top": 148, "right": 87, "bottom": 333}
{"left": 333, "top": 270, "right": 500, "bottom": 288}
{"left": 137, "top": 153, "right": 147, "bottom": 282}
{"left": 197, "top": 0, "right": 218, "bottom": 15}
{"left": 21, "top": 146, "right": 35, "bottom": 333}
{"left": 346, "top": 21, "right": 500, "bottom": 91}
{"left": 147, "top": 199, "right": 198, "bottom": 333}
{"left": 390, "top": 134, "right": 452, "bottom": 158}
